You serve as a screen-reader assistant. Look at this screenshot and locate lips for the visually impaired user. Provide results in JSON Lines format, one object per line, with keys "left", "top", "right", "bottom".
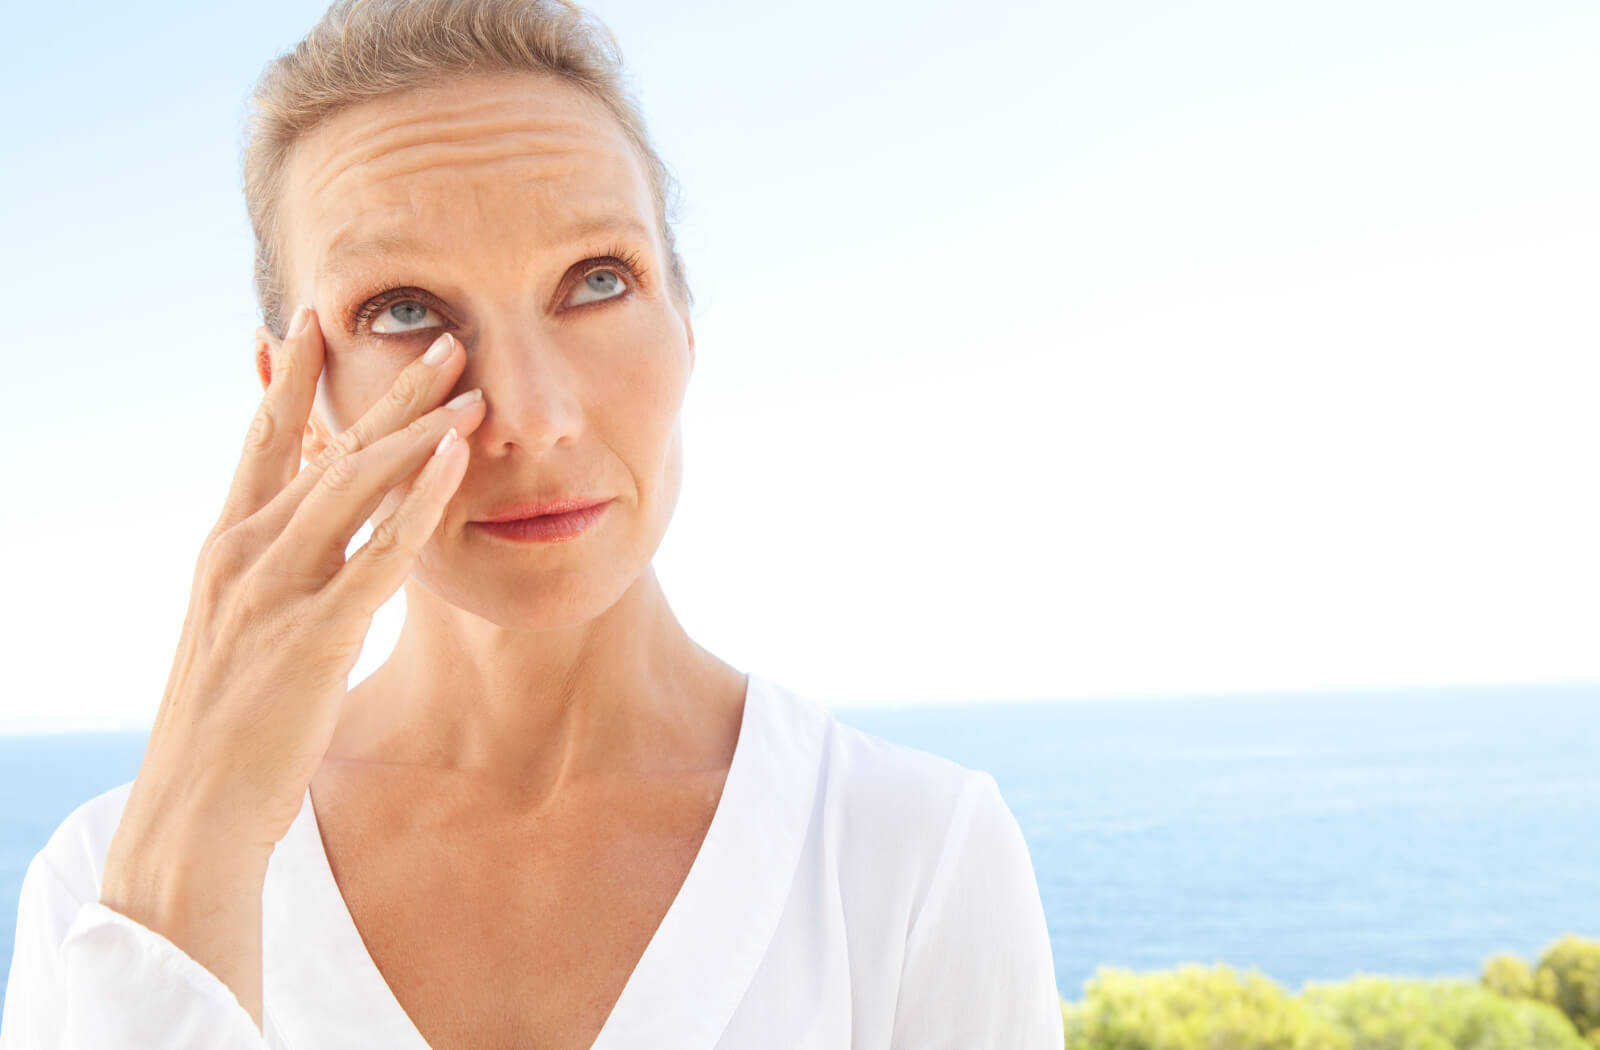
{"left": 476, "top": 497, "right": 611, "bottom": 523}
{"left": 472, "top": 500, "right": 611, "bottom": 543}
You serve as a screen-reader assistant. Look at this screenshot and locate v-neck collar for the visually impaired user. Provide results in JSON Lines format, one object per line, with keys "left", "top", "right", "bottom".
{"left": 259, "top": 670, "right": 829, "bottom": 1050}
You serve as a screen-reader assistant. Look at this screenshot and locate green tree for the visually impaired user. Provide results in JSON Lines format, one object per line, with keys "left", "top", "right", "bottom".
{"left": 1534, "top": 935, "right": 1600, "bottom": 1039}
{"left": 1481, "top": 953, "right": 1535, "bottom": 999}
{"left": 1301, "top": 975, "right": 1587, "bottom": 1050}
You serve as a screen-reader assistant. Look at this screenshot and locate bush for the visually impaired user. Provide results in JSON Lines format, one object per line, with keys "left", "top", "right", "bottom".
{"left": 1061, "top": 963, "right": 1350, "bottom": 1050}
{"left": 1534, "top": 935, "right": 1600, "bottom": 1039}
{"left": 1057, "top": 964, "right": 1593, "bottom": 1050}
{"left": 1057, "top": 936, "right": 1600, "bottom": 1050}
{"left": 1302, "top": 974, "right": 1588, "bottom": 1050}
{"left": 1482, "top": 953, "right": 1535, "bottom": 999}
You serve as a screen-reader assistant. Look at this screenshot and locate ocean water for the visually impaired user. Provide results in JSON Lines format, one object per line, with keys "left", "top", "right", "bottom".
{"left": 1, "top": 682, "right": 1596, "bottom": 1015}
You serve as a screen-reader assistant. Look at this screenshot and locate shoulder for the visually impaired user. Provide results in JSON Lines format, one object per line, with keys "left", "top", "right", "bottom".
{"left": 819, "top": 709, "right": 995, "bottom": 837}
{"left": 751, "top": 669, "right": 987, "bottom": 829}
{"left": 754, "top": 683, "right": 1062, "bottom": 1042}
{"left": 804, "top": 696, "right": 1018, "bottom": 910}
{"left": 25, "top": 779, "right": 136, "bottom": 906}
{"left": 752, "top": 674, "right": 989, "bottom": 829}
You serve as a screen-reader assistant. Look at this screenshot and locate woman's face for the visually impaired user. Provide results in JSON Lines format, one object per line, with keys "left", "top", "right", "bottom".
{"left": 262, "top": 72, "right": 694, "bottom": 627}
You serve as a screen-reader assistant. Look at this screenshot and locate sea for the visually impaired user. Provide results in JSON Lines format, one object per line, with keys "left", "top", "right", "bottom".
{"left": 1, "top": 681, "right": 1596, "bottom": 1015}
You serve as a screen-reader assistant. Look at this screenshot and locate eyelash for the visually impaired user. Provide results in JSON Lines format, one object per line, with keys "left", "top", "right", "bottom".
{"left": 348, "top": 245, "right": 650, "bottom": 335}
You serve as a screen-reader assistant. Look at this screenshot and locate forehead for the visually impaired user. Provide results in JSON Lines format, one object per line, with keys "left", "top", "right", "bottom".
{"left": 280, "top": 73, "right": 654, "bottom": 291}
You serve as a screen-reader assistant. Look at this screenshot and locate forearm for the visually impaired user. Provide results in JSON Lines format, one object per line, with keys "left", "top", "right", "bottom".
{"left": 98, "top": 807, "right": 273, "bottom": 1033}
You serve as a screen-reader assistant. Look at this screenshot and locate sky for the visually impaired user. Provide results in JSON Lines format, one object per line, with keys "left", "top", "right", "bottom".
{"left": 0, "top": 0, "right": 1595, "bottom": 733}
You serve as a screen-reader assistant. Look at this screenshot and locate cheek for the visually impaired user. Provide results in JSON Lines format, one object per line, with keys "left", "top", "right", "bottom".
{"left": 593, "top": 316, "right": 690, "bottom": 442}
{"left": 628, "top": 318, "right": 692, "bottom": 409}
{"left": 618, "top": 356, "right": 688, "bottom": 461}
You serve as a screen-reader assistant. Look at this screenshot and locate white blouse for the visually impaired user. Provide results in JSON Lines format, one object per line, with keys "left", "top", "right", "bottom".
{"left": 0, "top": 671, "right": 1064, "bottom": 1049}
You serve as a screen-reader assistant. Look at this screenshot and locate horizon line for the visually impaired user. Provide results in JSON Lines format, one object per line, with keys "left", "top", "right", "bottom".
{"left": 2, "top": 676, "right": 1595, "bottom": 737}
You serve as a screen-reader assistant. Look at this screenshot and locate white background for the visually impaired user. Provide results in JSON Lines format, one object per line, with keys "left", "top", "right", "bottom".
{"left": 1, "top": 0, "right": 1595, "bottom": 732}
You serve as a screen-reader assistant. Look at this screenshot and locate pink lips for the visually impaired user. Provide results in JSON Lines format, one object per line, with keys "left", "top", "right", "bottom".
{"left": 472, "top": 500, "right": 612, "bottom": 543}
{"left": 477, "top": 497, "right": 610, "bottom": 523}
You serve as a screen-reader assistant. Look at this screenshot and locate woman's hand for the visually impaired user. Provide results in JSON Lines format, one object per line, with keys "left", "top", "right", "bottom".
{"left": 97, "top": 306, "right": 486, "bottom": 1028}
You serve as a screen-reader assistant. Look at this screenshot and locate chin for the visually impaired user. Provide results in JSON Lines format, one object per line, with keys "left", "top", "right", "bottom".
{"left": 409, "top": 548, "right": 644, "bottom": 629}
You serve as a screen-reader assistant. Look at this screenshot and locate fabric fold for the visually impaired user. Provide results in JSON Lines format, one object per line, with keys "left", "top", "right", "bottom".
{"left": 59, "top": 903, "right": 267, "bottom": 1050}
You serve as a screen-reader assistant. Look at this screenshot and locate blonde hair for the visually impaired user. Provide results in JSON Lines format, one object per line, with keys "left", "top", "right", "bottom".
{"left": 242, "top": 0, "right": 691, "bottom": 338}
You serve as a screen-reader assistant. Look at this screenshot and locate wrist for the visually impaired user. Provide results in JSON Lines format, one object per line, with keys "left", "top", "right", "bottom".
{"left": 100, "top": 791, "right": 274, "bottom": 923}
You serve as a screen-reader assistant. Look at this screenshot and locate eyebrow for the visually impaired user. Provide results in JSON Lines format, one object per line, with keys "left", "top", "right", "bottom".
{"left": 316, "top": 215, "right": 654, "bottom": 283}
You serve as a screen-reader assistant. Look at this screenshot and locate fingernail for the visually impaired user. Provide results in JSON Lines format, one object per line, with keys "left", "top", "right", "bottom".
{"left": 287, "top": 305, "right": 313, "bottom": 338}
{"left": 423, "top": 332, "right": 454, "bottom": 366}
{"left": 446, "top": 388, "right": 483, "bottom": 411}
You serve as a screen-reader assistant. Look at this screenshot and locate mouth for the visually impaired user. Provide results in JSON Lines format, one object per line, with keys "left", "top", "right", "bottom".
{"left": 476, "top": 497, "right": 612, "bottom": 523}
{"left": 471, "top": 499, "right": 613, "bottom": 543}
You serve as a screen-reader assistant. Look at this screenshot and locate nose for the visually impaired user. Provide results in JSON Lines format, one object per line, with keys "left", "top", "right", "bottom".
{"left": 452, "top": 328, "right": 586, "bottom": 455}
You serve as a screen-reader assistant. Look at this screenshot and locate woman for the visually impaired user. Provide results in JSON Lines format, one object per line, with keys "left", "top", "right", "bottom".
{"left": 0, "top": 1, "right": 1062, "bottom": 1047}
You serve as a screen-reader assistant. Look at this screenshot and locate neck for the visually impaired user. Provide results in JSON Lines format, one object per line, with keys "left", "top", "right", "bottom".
{"left": 321, "top": 564, "right": 745, "bottom": 810}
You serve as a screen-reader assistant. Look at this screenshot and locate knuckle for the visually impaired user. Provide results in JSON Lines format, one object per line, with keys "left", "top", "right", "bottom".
{"left": 203, "top": 509, "right": 237, "bottom": 548}
{"left": 309, "top": 445, "right": 339, "bottom": 473}
{"left": 200, "top": 524, "right": 251, "bottom": 579}
{"left": 189, "top": 557, "right": 230, "bottom": 620}
{"left": 320, "top": 451, "right": 362, "bottom": 493}
{"left": 318, "top": 429, "right": 363, "bottom": 469}
{"left": 244, "top": 405, "right": 278, "bottom": 453}
{"left": 401, "top": 413, "right": 435, "bottom": 443}
{"left": 365, "top": 516, "right": 406, "bottom": 558}
{"left": 389, "top": 368, "right": 427, "bottom": 409}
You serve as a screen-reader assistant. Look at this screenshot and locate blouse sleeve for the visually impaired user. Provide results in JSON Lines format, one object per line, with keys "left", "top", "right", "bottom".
{"left": 0, "top": 851, "right": 266, "bottom": 1050}
{"left": 888, "top": 771, "right": 1066, "bottom": 1050}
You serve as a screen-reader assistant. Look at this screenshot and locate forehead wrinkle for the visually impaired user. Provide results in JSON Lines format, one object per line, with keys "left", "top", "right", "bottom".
{"left": 299, "top": 121, "right": 639, "bottom": 245}
{"left": 305, "top": 130, "right": 610, "bottom": 202}
{"left": 321, "top": 143, "right": 599, "bottom": 206}
{"left": 298, "top": 99, "right": 620, "bottom": 198}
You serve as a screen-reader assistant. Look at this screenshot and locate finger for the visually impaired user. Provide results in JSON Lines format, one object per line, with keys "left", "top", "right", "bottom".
{"left": 322, "top": 420, "right": 472, "bottom": 620}
{"left": 258, "top": 385, "right": 486, "bottom": 588}
{"left": 249, "top": 331, "right": 467, "bottom": 546}
{"left": 214, "top": 306, "right": 326, "bottom": 537}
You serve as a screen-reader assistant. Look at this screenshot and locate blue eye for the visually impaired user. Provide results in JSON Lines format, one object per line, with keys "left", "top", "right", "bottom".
{"left": 370, "top": 299, "right": 443, "bottom": 334}
{"left": 570, "top": 266, "right": 628, "bottom": 307}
